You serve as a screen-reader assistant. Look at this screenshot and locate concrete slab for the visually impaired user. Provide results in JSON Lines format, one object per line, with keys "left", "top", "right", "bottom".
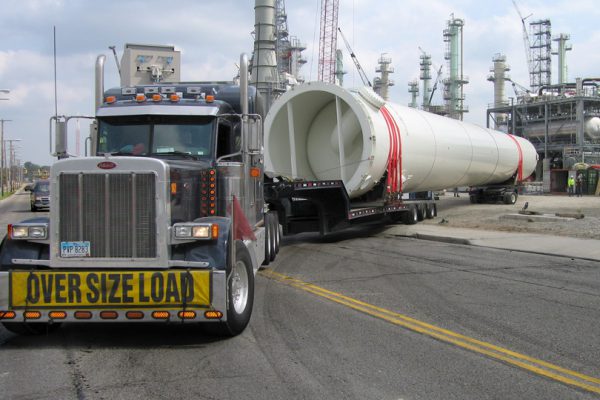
{"left": 383, "top": 224, "right": 600, "bottom": 262}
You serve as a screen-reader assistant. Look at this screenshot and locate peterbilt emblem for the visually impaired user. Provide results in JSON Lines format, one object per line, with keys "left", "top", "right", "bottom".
{"left": 97, "top": 161, "right": 117, "bottom": 170}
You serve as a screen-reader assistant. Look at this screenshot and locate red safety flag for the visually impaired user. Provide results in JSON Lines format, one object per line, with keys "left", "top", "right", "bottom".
{"left": 232, "top": 196, "right": 256, "bottom": 241}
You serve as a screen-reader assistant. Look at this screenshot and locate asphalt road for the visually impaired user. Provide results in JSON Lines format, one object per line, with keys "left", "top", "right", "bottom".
{"left": 1, "top": 192, "right": 599, "bottom": 399}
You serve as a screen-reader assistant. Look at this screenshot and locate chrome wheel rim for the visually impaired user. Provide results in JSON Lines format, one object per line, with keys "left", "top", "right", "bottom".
{"left": 231, "top": 260, "right": 249, "bottom": 314}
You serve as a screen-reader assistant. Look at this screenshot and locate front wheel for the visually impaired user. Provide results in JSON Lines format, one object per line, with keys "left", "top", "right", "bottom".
{"left": 207, "top": 241, "right": 254, "bottom": 337}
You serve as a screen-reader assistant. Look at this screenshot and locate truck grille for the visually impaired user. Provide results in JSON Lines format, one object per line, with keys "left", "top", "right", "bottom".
{"left": 59, "top": 173, "right": 157, "bottom": 258}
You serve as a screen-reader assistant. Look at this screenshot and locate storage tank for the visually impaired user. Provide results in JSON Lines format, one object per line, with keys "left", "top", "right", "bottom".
{"left": 265, "top": 82, "right": 537, "bottom": 198}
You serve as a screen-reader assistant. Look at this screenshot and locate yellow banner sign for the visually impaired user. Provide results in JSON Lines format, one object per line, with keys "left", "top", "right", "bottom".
{"left": 10, "top": 270, "right": 211, "bottom": 309}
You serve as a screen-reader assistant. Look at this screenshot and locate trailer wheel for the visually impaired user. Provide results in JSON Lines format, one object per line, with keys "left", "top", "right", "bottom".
{"left": 403, "top": 206, "right": 419, "bottom": 225}
{"left": 503, "top": 192, "right": 517, "bottom": 205}
{"left": 207, "top": 241, "right": 254, "bottom": 337}
{"left": 2, "top": 322, "right": 61, "bottom": 336}
{"left": 262, "top": 213, "right": 272, "bottom": 266}
{"left": 417, "top": 205, "right": 425, "bottom": 221}
{"left": 426, "top": 204, "right": 436, "bottom": 219}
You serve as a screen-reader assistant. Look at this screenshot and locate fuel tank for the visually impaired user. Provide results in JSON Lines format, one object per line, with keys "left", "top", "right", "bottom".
{"left": 265, "top": 82, "right": 537, "bottom": 198}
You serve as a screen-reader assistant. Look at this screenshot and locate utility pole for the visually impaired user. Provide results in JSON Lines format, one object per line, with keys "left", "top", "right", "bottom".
{"left": 0, "top": 119, "right": 12, "bottom": 197}
{"left": 5, "top": 139, "right": 21, "bottom": 191}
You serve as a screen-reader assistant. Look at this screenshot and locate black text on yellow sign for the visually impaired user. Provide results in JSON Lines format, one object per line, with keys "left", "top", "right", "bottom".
{"left": 9, "top": 271, "right": 211, "bottom": 309}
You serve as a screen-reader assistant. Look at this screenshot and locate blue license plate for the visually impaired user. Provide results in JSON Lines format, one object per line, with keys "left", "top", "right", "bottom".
{"left": 60, "top": 241, "right": 91, "bottom": 257}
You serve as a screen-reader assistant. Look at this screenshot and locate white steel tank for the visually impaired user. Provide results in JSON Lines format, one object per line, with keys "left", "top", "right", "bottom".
{"left": 265, "top": 82, "right": 537, "bottom": 198}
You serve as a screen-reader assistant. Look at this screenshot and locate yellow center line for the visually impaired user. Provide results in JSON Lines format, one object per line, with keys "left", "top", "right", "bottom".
{"left": 259, "top": 269, "right": 600, "bottom": 394}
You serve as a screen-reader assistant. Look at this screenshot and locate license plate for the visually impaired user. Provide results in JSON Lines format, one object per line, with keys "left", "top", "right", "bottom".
{"left": 9, "top": 270, "right": 211, "bottom": 309}
{"left": 61, "top": 241, "right": 91, "bottom": 257}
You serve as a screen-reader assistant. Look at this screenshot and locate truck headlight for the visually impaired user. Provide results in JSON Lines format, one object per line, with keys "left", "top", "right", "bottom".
{"left": 9, "top": 223, "right": 48, "bottom": 240}
{"left": 173, "top": 223, "right": 218, "bottom": 240}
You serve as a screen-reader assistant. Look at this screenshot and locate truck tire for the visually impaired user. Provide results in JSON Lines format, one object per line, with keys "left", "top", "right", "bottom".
{"left": 262, "top": 213, "right": 272, "bottom": 266}
{"left": 426, "top": 203, "right": 436, "bottom": 219}
{"left": 2, "top": 322, "right": 61, "bottom": 335}
{"left": 503, "top": 191, "right": 517, "bottom": 205}
{"left": 206, "top": 241, "right": 254, "bottom": 337}
{"left": 403, "top": 206, "right": 419, "bottom": 225}
{"left": 417, "top": 205, "right": 425, "bottom": 221}
{"left": 270, "top": 211, "right": 280, "bottom": 255}
{"left": 268, "top": 211, "right": 280, "bottom": 259}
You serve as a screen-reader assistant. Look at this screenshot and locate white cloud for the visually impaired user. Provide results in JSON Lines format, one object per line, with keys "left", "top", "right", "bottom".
{"left": 0, "top": 0, "right": 598, "bottom": 164}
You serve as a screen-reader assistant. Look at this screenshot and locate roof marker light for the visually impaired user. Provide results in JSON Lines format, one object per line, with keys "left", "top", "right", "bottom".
{"left": 170, "top": 94, "right": 180, "bottom": 102}
{"left": 152, "top": 94, "right": 162, "bottom": 102}
{"left": 105, "top": 96, "right": 117, "bottom": 104}
{"left": 136, "top": 94, "right": 146, "bottom": 103}
{"left": 206, "top": 95, "right": 215, "bottom": 103}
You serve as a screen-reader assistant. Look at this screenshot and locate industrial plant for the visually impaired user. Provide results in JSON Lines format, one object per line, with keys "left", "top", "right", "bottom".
{"left": 253, "top": 0, "right": 599, "bottom": 196}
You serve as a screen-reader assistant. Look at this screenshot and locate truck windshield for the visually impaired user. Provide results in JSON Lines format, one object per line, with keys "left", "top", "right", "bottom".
{"left": 97, "top": 115, "right": 215, "bottom": 159}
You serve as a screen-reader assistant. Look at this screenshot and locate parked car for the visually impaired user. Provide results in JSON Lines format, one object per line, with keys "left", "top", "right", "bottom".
{"left": 26, "top": 180, "right": 50, "bottom": 211}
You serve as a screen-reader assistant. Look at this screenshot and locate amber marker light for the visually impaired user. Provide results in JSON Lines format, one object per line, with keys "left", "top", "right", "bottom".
{"left": 136, "top": 94, "right": 146, "bottom": 102}
{"left": 152, "top": 311, "right": 170, "bottom": 320}
{"left": 49, "top": 311, "right": 67, "bottom": 319}
{"left": 250, "top": 167, "right": 261, "bottom": 178}
{"left": 0, "top": 311, "right": 16, "bottom": 319}
{"left": 170, "top": 94, "right": 180, "bottom": 102}
{"left": 178, "top": 311, "right": 196, "bottom": 319}
{"left": 204, "top": 310, "right": 223, "bottom": 319}
{"left": 74, "top": 311, "right": 92, "bottom": 319}
{"left": 171, "top": 182, "right": 177, "bottom": 194}
{"left": 152, "top": 94, "right": 162, "bottom": 102}
{"left": 100, "top": 311, "right": 118, "bottom": 319}
{"left": 206, "top": 95, "right": 215, "bottom": 103}
{"left": 126, "top": 311, "right": 144, "bottom": 320}
{"left": 24, "top": 311, "right": 41, "bottom": 319}
{"left": 105, "top": 96, "right": 117, "bottom": 104}
{"left": 211, "top": 224, "right": 219, "bottom": 239}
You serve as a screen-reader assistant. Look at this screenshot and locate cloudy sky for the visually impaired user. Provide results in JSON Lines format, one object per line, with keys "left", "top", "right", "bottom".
{"left": 1, "top": 0, "right": 599, "bottom": 165}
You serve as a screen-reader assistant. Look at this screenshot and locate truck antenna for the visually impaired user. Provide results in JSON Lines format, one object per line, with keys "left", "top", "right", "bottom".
{"left": 109, "top": 45, "right": 122, "bottom": 79}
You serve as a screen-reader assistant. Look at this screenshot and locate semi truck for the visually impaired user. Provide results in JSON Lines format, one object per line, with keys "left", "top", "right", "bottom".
{"left": 0, "top": 43, "right": 537, "bottom": 336}
{"left": 0, "top": 46, "right": 279, "bottom": 336}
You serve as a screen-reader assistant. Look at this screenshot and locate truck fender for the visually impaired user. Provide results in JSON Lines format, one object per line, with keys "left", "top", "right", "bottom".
{"left": 183, "top": 216, "right": 231, "bottom": 270}
{"left": 0, "top": 217, "right": 50, "bottom": 271}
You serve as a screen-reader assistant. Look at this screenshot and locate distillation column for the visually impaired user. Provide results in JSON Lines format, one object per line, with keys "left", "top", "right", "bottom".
{"left": 443, "top": 15, "right": 468, "bottom": 120}
{"left": 487, "top": 54, "right": 511, "bottom": 128}
{"left": 552, "top": 33, "right": 572, "bottom": 85}
{"left": 373, "top": 54, "right": 395, "bottom": 101}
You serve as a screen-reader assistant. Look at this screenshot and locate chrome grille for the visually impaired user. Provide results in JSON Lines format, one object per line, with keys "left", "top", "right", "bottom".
{"left": 59, "top": 173, "right": 157, "bottom": 258}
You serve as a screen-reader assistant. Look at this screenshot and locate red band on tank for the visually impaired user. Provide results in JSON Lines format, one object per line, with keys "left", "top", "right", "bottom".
{"left": 381, "top": 106, "right": 402, "bottom": 193}
{"left": 507, "top": 134, "right": 523, "bottom": 182}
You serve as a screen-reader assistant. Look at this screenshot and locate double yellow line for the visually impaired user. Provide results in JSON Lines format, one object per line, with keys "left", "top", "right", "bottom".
{"left": 260, "top": 269, "right": 600, "bottom": 394}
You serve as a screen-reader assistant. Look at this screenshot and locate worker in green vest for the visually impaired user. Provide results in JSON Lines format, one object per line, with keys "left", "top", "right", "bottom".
{"left": 567, "top": 176, "right": 575, "bottom": 197}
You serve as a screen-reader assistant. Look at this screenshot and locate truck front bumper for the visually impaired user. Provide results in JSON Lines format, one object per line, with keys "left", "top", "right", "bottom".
{"left": 0, "top": 269, "right": 227, "bottom": 323}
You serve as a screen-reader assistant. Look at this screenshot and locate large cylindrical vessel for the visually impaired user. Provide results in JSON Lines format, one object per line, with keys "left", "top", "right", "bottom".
{"left": 265, "top": 82, "right": 537, "bottom": 198}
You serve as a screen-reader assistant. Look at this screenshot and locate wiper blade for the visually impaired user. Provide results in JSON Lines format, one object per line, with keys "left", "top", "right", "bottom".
{"left": 148, "top": 151, "right": 200, "bottom": 160}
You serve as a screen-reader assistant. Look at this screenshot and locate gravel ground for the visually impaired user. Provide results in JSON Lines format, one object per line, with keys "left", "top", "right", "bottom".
{"left": 425, "top": 192, "right": 600, "bottom": 240}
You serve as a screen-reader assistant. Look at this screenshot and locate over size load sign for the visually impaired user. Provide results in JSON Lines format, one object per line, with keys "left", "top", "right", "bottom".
{"left": 9, "top": 271, "right": 211, "bottom": 309}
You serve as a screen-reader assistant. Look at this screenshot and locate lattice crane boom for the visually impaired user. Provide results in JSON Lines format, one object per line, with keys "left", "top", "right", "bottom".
{"left": 511, "top": 0, "right": 534, "bottom": 89}
{"left": 318, "top": 0, "right": 339, "bottom": 83}
{"left": 338, "top": 27, "right": 372, "bottom": 87}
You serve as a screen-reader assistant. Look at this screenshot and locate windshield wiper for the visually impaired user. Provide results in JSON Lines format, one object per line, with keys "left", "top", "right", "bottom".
{"left": 148, "top": 151, "right": 200, "bottom": 160}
